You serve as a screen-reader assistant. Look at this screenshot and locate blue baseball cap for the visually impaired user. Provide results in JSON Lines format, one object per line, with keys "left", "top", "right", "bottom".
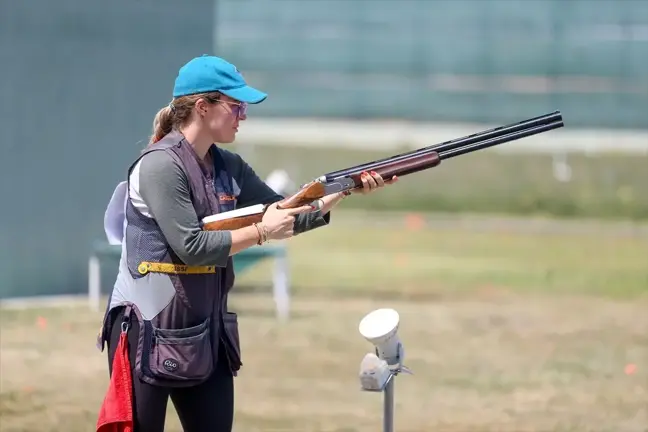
{"left": 172, "top": 55, "right": 267, "bottom": 104}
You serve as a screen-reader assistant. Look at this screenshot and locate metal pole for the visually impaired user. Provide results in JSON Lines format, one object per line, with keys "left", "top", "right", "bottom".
{"left": 88, "top": 255, "right": 101, "bottom": 312}
{"left": 383, "top": 374, "right": 394, "bottom": 432}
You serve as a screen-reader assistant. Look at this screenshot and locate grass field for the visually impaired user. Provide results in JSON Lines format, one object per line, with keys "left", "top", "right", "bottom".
{"left": 242, "top": 211, "right": 648, "bottom": 299}
{"left": 1, "top": 212, "right": 647, "bottom": 431}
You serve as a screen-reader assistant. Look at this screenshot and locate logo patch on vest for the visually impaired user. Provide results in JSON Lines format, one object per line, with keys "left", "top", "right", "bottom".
{"left": 163, "top": 358, "right": 179, "bottom": 372}
{"left": 218, "top": 193, "right": 236, "bottom": 202}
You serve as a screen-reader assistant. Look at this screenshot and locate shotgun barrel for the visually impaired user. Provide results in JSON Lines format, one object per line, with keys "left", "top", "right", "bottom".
{"left": 438, "top": 119, "right": 564, "bottom": 160}
{"left": 323, "top": 111, "right": 563, "bottom": 181}
{"left": 345, "top": 118, "right": 564, "bottom": 182}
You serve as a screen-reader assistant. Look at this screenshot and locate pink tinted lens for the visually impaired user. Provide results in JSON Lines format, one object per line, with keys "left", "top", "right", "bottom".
{"left": 238, "top": 102, "right": 248, "bottom": 117}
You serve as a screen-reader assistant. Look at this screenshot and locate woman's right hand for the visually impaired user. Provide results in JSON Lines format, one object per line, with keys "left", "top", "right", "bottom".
{"left": 261, "top": 202, "right": 314, "bottom": 240}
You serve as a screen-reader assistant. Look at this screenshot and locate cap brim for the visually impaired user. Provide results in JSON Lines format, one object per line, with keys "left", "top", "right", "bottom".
{"left": 221, "top": 85, "right": 267, "bottom": 104}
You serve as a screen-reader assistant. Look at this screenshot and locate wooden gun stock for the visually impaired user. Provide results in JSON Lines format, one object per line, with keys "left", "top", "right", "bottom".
{"left": 202, "top": 182, "right": 327, "bottom": 232}
{"left": 203, "top": 213, "right": 265, "bottom": 231}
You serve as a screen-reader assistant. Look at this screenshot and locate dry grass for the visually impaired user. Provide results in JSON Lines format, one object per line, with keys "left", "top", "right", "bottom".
{"left": 1, "top": 213, "right": 647, "bottom": 431}
{"left": 1, "top": 293, "right": 647, "bottom": 432}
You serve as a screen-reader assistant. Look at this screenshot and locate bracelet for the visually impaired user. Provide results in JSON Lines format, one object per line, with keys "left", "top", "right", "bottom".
{"left": 253, "top": 223, "right": 264, "bottom": 245}
{"left": 253, "top": 223, "right": 269, "bottom": 245}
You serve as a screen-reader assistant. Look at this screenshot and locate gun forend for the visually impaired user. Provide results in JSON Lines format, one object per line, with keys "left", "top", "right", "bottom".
{"left": 348, "top": 152, "right": 441, "bottom": 183}
{"left": 277, "top": 181, "right": 326, "bottom": 209}
{"left": 373, "top": 151, "right": 440, "bottom": 180}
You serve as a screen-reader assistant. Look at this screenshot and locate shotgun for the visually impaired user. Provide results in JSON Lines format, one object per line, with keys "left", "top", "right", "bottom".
{"left": 202, "top": 112, "right": 564, "bottom": 231}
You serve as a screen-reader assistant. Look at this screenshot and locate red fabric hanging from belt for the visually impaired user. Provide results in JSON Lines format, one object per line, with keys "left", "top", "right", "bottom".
{"left": 96, "top": 329, "right": 134, "bottom": 432}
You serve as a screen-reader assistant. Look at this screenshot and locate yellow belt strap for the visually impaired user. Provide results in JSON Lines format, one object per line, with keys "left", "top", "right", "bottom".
{"left": 137, "top": 262, "right": 217, "bottom": 275}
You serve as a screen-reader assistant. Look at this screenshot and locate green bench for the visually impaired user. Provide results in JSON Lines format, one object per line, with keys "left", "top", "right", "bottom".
{"left": 87, "top": 240, "right": 290, "bottom": 320}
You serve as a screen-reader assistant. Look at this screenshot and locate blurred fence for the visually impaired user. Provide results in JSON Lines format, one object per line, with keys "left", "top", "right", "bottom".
{"left": 215, "top": 0, "right": 648, "bottom": 130}
{"left": 1, "top": 0, "right": 647, "bottom": 299}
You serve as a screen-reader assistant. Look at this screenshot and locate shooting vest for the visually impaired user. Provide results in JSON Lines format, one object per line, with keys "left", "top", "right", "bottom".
{"left": 98, "top": 130, "right": 241, "bottom": 388}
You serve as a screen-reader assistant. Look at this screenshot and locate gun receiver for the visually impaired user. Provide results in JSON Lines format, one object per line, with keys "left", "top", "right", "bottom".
{"left": 202, "top": 112, "right": 564, "bottom": 232}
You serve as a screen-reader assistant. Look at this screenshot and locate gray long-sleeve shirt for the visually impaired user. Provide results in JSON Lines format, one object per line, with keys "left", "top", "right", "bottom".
{"left": 135, "top": 148, "right": 330, "bottom": 267}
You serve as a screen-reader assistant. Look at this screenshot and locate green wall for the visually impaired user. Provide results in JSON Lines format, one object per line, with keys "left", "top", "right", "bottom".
{"left": 0, "top": 0, "right": 215, "bottom": 298}
{"left": 215, "top": 0, "right": 648, "bottom": 129}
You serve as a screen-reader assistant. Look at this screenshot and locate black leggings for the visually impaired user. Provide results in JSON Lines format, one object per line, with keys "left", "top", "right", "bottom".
{"left": 107, "top": 308, "right": 234, "bottom": 432}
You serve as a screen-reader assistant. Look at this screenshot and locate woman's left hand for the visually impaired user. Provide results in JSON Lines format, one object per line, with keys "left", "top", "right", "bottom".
{"left": 350, "top": 171, "right": 399, "bottom": 195}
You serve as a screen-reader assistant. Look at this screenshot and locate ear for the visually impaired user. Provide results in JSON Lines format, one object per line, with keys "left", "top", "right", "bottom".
{"left": 194, "top": 98, "right": 209, "bottom": 117}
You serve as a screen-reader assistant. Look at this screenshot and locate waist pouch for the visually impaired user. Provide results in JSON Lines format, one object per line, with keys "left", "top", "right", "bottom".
{"left": 103, "top": 304, "right": 244, "bottom": 387}
{"left": 136, "top": 314, "right": 214, "bottom": 388}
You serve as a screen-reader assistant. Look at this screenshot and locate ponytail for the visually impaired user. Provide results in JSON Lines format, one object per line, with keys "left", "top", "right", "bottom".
{"left": 149, "top": 105, "right": 174, "bottom": 145}
{"left": 147, "top": 91, "right": 221, "bottom": 146}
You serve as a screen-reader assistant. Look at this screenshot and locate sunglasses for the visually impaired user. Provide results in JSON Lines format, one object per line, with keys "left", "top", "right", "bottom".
{"left": 219, "top": 100, "right": 248, "bottom": 119}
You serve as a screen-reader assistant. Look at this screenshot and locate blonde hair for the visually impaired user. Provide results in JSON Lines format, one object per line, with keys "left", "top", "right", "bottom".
{"left": 149, "top": 92, "right": 221, "bottom": 145}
